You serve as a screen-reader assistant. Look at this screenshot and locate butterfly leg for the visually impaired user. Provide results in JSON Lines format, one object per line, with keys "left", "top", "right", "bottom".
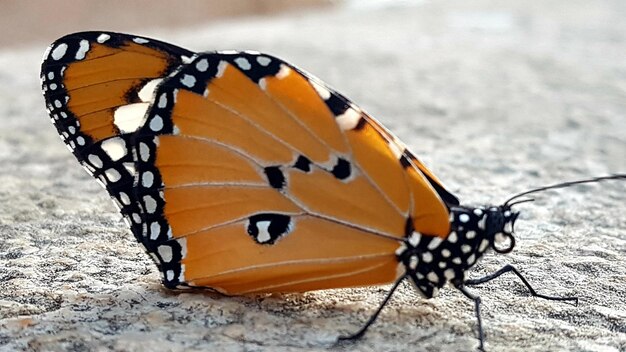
{"left": 464, "top": 264, "right": 579, "bottom": 305}
{"left": 337, "top": 276, "right": 406, "bottom": 342}
{"left": 454, "top": 284, "right": 485, "bottom": 351}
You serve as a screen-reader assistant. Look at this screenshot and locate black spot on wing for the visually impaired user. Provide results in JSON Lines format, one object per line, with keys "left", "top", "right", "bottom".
{"left": 247, "top": 213, "right": 292, "bottom": 245}
{"left": 293, "top": 155, "right": 312, "bottom": 172}
{"left": 325, "top": 93, "right": 350, "bottom": 117}
{"left": 264, "top": 166, "right": 286, "bottom": 189}
{"left": 331, "top": 158, "right": 351, "bottom": 180}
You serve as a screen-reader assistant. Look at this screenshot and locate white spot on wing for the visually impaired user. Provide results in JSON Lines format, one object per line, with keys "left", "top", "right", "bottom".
{"left": 139, "top": 142, "right": 151, "bottom": 162}
{"left": 149, "top": 115, "right": 164, "bottom": 131}
{"left": 75, "top": 40, "right": 90, "bottom": 60}
{"left": 157, "top": 93, "right": 168, "bottom": 108}
{"left": 256, "top": 56, "right": 272, "bottom": 66}
{"left": 133, "top": 37, "right": 149, "bottom": 44}
{"left": 195, "top": 58, "right": 209, "bottom": 72}
{"left": 180, "top": 74, "right": 196, "bottom": 88}
{"left": 234, "top": 57, "right": 251, "bottom": 70}
{"left": 51, "top": 43, "right": 68, "bottom": 60}
{"left": 101, "top": 137, "right": 127, "bottom": 161}
{"left": 105, "top": 168, "right": 122, "bottom": 183}
{"left": 97, "top": 33, "right": 110, "bottom": 43}
{"left": 88, "top": 154, "right": 103, "bottom": 168}
{"left": 142, "top": 171, "right": 154, "bottom": 188}
{"left": 143, "top": 195, "right": 157, "bottom": 213}
{"left": 119, "top": 192, "right": 131, "bottom": 205}
{"left": 256, "top": 221, "right": 272, "bottom": 243}
{"left": 150, "top": 222, "right": 161, "bottom": 240}
{"left": 158, "top": 245, "right": 173, "bottom": 262}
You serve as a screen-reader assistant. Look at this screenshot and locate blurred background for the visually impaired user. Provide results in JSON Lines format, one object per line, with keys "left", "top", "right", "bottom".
{"left": 0, "top": 0, "right": 334, "bottom": 48}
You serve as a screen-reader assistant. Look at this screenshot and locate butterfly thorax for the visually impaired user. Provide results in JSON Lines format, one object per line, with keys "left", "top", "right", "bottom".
{"left": 396, "top": 205, "right": 518, "bottom": 298}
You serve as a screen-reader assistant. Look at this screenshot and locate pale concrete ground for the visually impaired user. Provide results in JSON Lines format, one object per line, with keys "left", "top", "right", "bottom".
{"left": 1, "top": 0, "right": 625, "bottom": 351}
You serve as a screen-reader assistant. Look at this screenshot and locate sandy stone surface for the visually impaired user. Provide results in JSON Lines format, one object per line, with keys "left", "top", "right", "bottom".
{"left": 1, "top": 1, "right": 625, "bottom": 351}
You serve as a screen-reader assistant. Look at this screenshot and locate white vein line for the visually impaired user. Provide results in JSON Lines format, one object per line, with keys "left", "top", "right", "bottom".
{"left": 209, "top": 66, "right": 333, "bottom": 164}
{"left": 171, "top": 212, "right": 401, "bottom": 243}
{"left": 239, "top": 260, "right": 392, "bottom": 294}
{"left": 151, "top": 134, "right": 403, "bottom": 242}
{"left": 210, "top": 63, "right": 407, "bottom": 218}
{"left": 188, "top": 252, "right": 392, "bottom": 282}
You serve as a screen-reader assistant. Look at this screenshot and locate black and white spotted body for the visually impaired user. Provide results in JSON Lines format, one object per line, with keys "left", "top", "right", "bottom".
{"left": 397, "top": 205, "right": 519, "bottom": 298}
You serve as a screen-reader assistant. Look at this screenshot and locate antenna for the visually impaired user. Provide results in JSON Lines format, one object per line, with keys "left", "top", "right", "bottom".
{"left": 504, "top": 174, "right": 626, "bottom": 206}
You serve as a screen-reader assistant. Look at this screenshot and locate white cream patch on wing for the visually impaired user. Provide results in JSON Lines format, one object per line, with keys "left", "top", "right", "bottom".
{"left": 310, "top": 80, "right": 331, "bottom": 100}
{"left": 138, "top": 79, "right": 163, "bottom": 102}
{"left": 113, "top": 103, "right": 150, "bottom": 133}
{"left": 100, "top": 137, "right": 127, "bottom": 161}
{"left": 276, "top": 64, "right": 291, "bottom": 79}
{"left": 336, "top": 108, "right": 362, "bottom": 130}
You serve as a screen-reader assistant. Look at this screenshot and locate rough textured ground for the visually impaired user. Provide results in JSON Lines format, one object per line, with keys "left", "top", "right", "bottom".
{"left": 1, "top": 1, "right": 625, "bottom": 351}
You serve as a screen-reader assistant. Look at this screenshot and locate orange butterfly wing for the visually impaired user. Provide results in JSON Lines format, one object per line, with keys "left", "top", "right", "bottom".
{"left": 41, "top": 32, "right": 193, "bottom": 241}
{"left": 132, "top": 52, "right": 453, "bottom": 293}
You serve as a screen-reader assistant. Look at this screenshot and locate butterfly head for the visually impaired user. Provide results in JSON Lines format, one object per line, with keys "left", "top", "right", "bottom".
{"left": 448, "top": 204, "right": 520, "bottom": 259}
{"left": 481, "top": 204, "right": 520, "bottom": 254}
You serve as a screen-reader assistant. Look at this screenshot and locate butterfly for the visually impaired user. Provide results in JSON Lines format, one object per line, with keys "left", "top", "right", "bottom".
{"left": 40, "top": 31, "right": 625, "bottom": 350}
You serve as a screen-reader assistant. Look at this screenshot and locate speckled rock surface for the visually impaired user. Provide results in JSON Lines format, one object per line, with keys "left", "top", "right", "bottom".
{"left": 1, "top": 1, "right": 625, "bottom": 351}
